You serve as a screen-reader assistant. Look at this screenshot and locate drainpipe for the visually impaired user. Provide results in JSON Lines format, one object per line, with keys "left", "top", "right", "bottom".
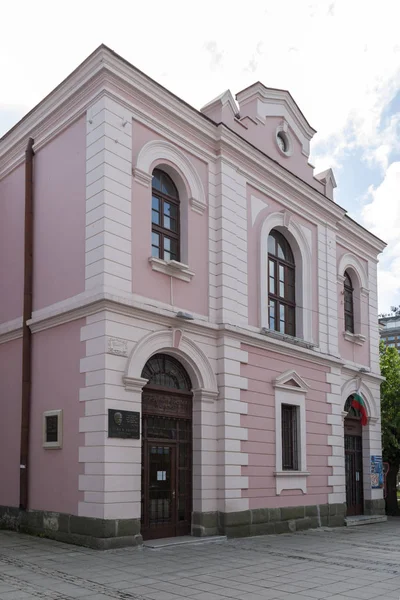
{"left": 20, "top": 137, "right": 34, "bottom": 510}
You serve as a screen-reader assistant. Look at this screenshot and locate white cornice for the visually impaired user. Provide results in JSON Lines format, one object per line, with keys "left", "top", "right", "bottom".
{"left": 0, "top": 46, "right": 382, "bottom": 256}
{"left": 315, "top": 168, "right": 337, "bottom": 189}
{"left": 236, "top": 83, "right": 316, "bottom": 139}
{"left": 0, "top": 46, "right": 217, "bottom": 179}
{"left": 216, "top": 138, "right": 345, "bottom": 229}
{"left": 0, "top": 288, "right": 366, "bottom": 370}
{"left": 338, "top": 219, "right": 386, "bottom": 256}
{"left": 200, "top": 89, "right": 238, "bottom": 117}
{"left": 0, "top": 317, "right": 23, "bottom": 344}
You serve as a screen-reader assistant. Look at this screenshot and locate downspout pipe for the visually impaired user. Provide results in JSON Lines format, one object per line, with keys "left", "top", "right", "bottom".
{"left": 20, "top": 137, "right": 34, "bottom": 510}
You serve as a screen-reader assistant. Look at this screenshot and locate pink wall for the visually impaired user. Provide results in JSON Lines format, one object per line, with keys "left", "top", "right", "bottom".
{"left": 0, "top": 165, "right": 25, "bottom": 324}
{"left": 241, "top": 344, "right": 332, "bottom": 509}
{"left": 231, "top": 115, "right": 324, "bottom": 193}
{"left": 131, "top": 122, "right": 209, "bottom": 316}
{"left": 29, "top": 319, "right": 85, "bottom": 515}
{"left": 0, "top": 339, "right": 22, "bottom": 507}
{"left": 33, "top": 117, "right": 86, "bottom": 311}
{"left": 247, "top": 185, "right": 319, "bottom": 341}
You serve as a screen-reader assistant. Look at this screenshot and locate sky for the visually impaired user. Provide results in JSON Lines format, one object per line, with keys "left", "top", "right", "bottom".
{"left": 1, "top": 0, "right": 400, "bottom": 313}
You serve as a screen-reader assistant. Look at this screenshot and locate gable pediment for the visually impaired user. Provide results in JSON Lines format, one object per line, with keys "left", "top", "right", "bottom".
{"left": 273, "top": 369, "right": 309, "bottom": 393}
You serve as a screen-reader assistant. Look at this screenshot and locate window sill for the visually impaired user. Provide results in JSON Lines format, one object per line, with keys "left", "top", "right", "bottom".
{"left": 343, "top": 331, "right": 366, "bottom": 346}
{"left": 274, "top": 471, "right": 309, "bottom": 495}
{"left": 148, "top": 257, "right": 194, "bottom": 282}
{"left": 261, "top": 328, "right": 315, "bottom": 350}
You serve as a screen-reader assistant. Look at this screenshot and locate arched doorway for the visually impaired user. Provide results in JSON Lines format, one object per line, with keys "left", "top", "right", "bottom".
{"left": 344, "top": 396, "right": 364, "bottom": 516}
{"left": 140, "top": 353, "right": 193, "bottom": 540}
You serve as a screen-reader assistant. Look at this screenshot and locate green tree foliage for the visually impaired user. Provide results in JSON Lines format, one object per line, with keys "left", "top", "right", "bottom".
{"left": 380, "top": 341, "right": 400, "bottom": 514}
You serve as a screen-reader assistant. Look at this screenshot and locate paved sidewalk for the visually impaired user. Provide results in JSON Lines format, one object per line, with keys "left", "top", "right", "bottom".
{"left": 1, "top": 520, "right": 400, "bottom": 600}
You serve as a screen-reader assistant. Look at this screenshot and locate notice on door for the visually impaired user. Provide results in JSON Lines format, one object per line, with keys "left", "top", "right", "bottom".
{"left": 157, "top": 471, "right": 166, "bottom": 481}
{"left": 371, "top": 455, "right": 384, "bottom": 489}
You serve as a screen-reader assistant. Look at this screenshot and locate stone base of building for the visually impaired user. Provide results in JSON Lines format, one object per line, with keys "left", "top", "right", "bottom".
{"left": 193, "top": 503, "right": 346, "bottom": 538}
{"left": 364, "top": 498, "right": 386, "bottom": 515}
{"left": 0, "top": 506, "right": 142, "bottom": 549}
{"left": 0, "top": 502, "right": 351, "bottom": 548}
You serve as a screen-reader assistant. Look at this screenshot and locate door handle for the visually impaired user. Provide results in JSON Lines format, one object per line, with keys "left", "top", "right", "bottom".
{"left": 172, "top": 490, "right": 176, "bottom": 499}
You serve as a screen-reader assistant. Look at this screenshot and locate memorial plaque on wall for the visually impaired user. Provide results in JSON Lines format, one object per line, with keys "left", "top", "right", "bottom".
{"left": 108, "top": 409, "right": 140, "bottom": 439}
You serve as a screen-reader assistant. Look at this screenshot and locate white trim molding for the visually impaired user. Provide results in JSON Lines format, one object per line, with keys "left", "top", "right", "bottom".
{"left": 343, "top": 331, "right": 366, "bottom": 346}
{"left": 0, "top": 317, "right": 23, "bottom": 344}
{"left": 260, "top": 211, "right": 313, "bottom": 342}
{"left": 135, "top": 139, "right": 207, "bottom": 214}
{"left": 274, "top": 470, "right": 310, "bottom": 495}
{"left": 274, "top": 370, "right": 308, "bottom": 495}
{"left": 337, "top": 253, "right": 368, "bottom": 289}
{"left": 236, "top": 82, "right": 316, "bottom": 157}
{"left": 42, "top": 409, "right": 63, "bottom": 449}
{"left": 341, "top": 377, "right": 378, "bottom": 421}
{"left": 275, "top": 121, "right": 293, "bottom": 157}
{"left": 148, "top": 257, "right": 194, "bottom": 282}
{"left": 124, "top": 328, "right": 218, "bottom": 395}
{"left": 338, "top": 253, "right": 369, "bottom": 341}
{"left": 273, "top": 369, "right": 309, "bottom": 393}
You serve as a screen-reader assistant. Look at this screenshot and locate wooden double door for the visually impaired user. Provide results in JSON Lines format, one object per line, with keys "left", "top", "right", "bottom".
{"left": 141, "top": 389, "right": 193, "bottom": 540}
{"left": 345, "top": 417, "right": 363, "bottom": 516}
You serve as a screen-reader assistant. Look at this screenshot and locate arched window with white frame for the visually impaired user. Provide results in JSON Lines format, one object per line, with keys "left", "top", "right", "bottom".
{"left": 260, "top": 213, "right": 313, "bottom": 343}
{"left": 151, "top": 169, "right": 180, "bottom": 262}
{"left": 267, "top": 230, "right": 296, "bottom": 336}
{"left": 344, "top": 270, "right": 355, "bottom": 333}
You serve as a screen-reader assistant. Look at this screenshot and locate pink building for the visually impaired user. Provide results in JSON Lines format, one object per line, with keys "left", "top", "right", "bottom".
{"left": 0, "top": 46, "right": 386, "bottom": 548}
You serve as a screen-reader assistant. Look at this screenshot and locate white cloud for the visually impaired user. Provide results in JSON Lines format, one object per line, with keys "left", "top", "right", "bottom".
{"left": 362, "top": 162, "right": 400, "bottom": 311}
{"left": 2, "top": 0, "right": 400, "bottom": 311}
{"left": 2, "top": 1, "right": 400, "bottom": 146}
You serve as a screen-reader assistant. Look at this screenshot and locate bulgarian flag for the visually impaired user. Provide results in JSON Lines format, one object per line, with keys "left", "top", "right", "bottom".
{"left": 351, "top": 393, "right": 368, "bottom": 426}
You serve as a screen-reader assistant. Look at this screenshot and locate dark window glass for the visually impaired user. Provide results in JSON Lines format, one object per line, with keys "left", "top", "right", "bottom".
{"left": 141, "top": 354, "right": 192, "bottom": 390}
{"left": 151, "top": 169, "right": 180, "bottom": 261}
{"left": 282, "top": 404, "right": 299, "bottom": 470}
{"left": 45, "top": 415, "right": 58, "bottom": 443}
{"left": 268, "top": 230, "right": 295, "bottom": 336}
{"left": 344, "top": 271, "right": 354, "bottom": 333}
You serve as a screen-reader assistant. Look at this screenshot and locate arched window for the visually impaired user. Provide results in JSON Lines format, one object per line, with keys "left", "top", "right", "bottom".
{"left": 344, "top": 395, "right": 361, "bottom": 418}
{"left": 141, "top": 354, "right": 191, "bottom": 391}
{"left": 344, "top": 271, "right": 354, "bottom": 333}
{"left": 151, "top": 169, "right": 180, "bottom": 261}
{"left": 268, "top": 230, "right": 295, "bottom": 336}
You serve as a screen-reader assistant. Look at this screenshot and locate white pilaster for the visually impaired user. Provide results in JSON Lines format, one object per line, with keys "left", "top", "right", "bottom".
{"left": 210, "top": 159, "right": 248, "bottom": 325}
{"left": 317, "top": 224, "right": 328, "bottom": 354}
{"left": 327, "top": 367, "right": 346, "bottom": 504}
{"left": 192, "top": 389, "right": 218, "bottom": 514}
{"left": 317, "top": 224, "right": 338, "bottom": 356}
{"left": 326, "top": 227, "right": 339, "bottom": 356}
{"left": 216, "top": 336, "right": 249, "bottom": 513}
{"left": 368, "top": 259, "right": 380, "bottom": 374}
{"left": 79, "top": 311, "right": 148, "bottom": 520}
{"left": 85, "top": 96, "right": 133, "bottom": 294}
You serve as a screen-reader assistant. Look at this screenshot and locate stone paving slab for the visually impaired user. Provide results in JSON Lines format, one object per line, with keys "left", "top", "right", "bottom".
{"left": 1, "top": 519, "right": 400, "bottom": 599}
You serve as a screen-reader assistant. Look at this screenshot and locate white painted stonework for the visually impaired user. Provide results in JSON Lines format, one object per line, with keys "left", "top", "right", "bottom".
{"left": 85, "top": 96, "right": 133, "bottom": 295}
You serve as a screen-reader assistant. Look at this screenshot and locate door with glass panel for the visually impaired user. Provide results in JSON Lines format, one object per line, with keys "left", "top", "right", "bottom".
{"left": 344, "top": 412, "right": 363, "bottom": 516}
{"left": 140, "top": 354, "right": 193, "bottom": 540}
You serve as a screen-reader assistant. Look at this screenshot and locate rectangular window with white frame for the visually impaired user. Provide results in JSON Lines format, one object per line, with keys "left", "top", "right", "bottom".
{"left": 273, "top": 370, "right": 310, "bottom": 495}
{"left": 43, "top": 410, "right": 63, "bottom": 449}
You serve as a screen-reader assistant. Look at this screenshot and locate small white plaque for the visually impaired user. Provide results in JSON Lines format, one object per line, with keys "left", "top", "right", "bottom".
{"left": 107, "top": 338, "right": 128, "bottom": 357}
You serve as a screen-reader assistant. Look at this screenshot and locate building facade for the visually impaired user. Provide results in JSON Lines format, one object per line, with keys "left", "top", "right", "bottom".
{"left": 379, "top": 315, "right": 400, "bottom": 352}
{"left": 0, "top": 46, "right": 386, "bottom": 548}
